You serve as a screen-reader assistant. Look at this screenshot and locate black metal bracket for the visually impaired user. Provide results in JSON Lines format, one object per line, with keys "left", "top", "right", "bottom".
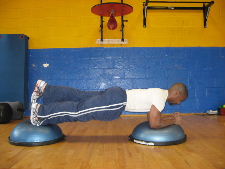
{"left": 100, "top": 0, "right": 128, "bottom": 42}
{"left": 143, "top": 1, "right": 214, "bottom": 28}
{"left": 100, "top": 15, "right": 104, "bottom": 41}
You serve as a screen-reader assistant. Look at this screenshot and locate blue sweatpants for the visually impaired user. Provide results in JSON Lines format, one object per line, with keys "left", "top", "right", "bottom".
{"left": 37, "top": 85, "right": 127, "bottom": 125}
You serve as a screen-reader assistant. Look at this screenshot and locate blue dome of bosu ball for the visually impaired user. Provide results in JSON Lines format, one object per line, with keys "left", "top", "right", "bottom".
{"left": 9, "top": 120, "right": 64, "bottom": 146}
{"left": 129, "top": 121, "right": 186, "bottom": 146}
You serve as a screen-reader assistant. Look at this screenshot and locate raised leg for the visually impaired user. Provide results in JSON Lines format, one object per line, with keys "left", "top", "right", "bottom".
{"left": 42, "top": 85, "right": 101, "bottom": 104}
{"left": 30, "top": 87, "right": 127, "bottom": 126}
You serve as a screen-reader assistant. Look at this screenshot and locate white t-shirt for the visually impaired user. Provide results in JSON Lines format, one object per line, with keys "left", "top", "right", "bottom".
{"left": 125, "top": 88, "right": 168, "bottom": 112}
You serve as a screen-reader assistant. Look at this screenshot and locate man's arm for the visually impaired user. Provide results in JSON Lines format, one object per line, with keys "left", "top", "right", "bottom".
{"left": 147, "top": 105, "right": 180, "bottom": 129}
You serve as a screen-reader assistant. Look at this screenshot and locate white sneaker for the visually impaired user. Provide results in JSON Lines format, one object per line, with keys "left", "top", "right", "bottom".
{"left": 31, "top": 80, "right": 47, "bottom": 104}
{"left": 30, "top": 103, "right": 41, "bottom": 126}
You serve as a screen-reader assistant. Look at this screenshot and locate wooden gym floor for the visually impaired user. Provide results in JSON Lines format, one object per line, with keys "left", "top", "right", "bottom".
{"left": 0, "top": 115, "right": 225, "bottom": 169}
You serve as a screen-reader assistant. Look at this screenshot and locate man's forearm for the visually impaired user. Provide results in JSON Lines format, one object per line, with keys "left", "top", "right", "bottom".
{"left": 147, "top": 107, "right": 179, "bottom": 129}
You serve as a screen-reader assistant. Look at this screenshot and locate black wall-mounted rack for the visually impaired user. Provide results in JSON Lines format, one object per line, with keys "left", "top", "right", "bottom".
{"left": 143, "top": 1, "right": 214, "bottom": 28}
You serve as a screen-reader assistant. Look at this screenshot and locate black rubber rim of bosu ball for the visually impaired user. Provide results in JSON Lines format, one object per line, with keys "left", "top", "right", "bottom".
{"left": 8, "top": 135, "right": 65, "bottom": 146}
{"left": 129, "top": 135, "right": 187, "bottom": 146}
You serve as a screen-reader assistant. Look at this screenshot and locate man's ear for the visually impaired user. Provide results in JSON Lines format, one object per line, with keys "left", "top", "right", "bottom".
{"left": 174, "top": 90, "right": 180, "bottom": 97}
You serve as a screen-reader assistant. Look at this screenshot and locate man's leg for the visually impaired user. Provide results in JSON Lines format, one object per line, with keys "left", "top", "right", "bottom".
{"left": 42, "top": 85, "right": 101, "bottom": 104}
{"left": 30, "top": 87, "right": 127, "bottom": 126}
{"left": 31, "top": 80, "right": 101, "bottom": 104}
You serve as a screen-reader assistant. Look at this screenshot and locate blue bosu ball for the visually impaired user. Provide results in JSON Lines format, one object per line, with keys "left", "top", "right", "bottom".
{"left": 129, "top": 121, "right": 186, "bottom": 146}
{"left": 9, "top": 120, "right": 64, "bottom": 146}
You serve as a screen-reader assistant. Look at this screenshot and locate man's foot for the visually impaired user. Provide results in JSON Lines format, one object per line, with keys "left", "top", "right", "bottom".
{"left": 31, "top": 80, "right": 47, "bottom": 103}
{"left": 30, "top": 103, "right": 41, "bottom": 126}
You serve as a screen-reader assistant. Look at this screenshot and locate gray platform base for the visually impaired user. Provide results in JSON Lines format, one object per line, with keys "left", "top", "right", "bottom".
{"left": 129, "top": 121, "right": 187, "bottom": 146}
{"left": 9, "top": 120, "right": 64, "bottom": 146}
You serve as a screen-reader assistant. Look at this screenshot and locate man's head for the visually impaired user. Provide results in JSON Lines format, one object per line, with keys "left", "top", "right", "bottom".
{"left": 167, "top": 83, "right": 188, "bottom": 105}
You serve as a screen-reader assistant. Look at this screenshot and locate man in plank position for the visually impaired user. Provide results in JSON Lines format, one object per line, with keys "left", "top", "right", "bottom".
{"left": 30, "top": 80, "right": 188, "bottom": 128}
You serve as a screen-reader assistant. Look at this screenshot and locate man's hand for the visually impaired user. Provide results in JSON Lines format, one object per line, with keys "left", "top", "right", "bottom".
{"left": 147, "top": 107, "right": 183, "bottom": 129}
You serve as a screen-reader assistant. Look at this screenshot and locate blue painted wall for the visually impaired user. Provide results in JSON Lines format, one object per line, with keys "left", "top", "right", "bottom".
{"left": 27, "top": 47, "right": 225, "bottom": 115}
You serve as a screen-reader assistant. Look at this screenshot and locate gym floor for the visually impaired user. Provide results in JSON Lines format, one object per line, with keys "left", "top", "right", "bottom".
{"left": 0, "top": 115, "right": 225, "bottom": 169}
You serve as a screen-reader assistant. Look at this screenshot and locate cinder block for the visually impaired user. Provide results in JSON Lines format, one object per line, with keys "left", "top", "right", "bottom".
{"left": 111, "top": 79, "right": 135, "bottom": 89}
{"left": 206, "top": 87, "right": 225, "bottom": 98}
{"left": 104, "top": 69, "right": 125, "bottom": 79}
{"left": 125, "top": 67, "right": 147, "bottom": 78}
{"left": 146, "top": 68, "right": 167, "bottom": 79}
{"left": 114, "top": 57, "right": 131, "bottom": 69}
{"left": 87, "top": 58, "right": 114, "bottom": 69}
{"left": 167, "top": 70, "right": 189, "bottom": 86}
